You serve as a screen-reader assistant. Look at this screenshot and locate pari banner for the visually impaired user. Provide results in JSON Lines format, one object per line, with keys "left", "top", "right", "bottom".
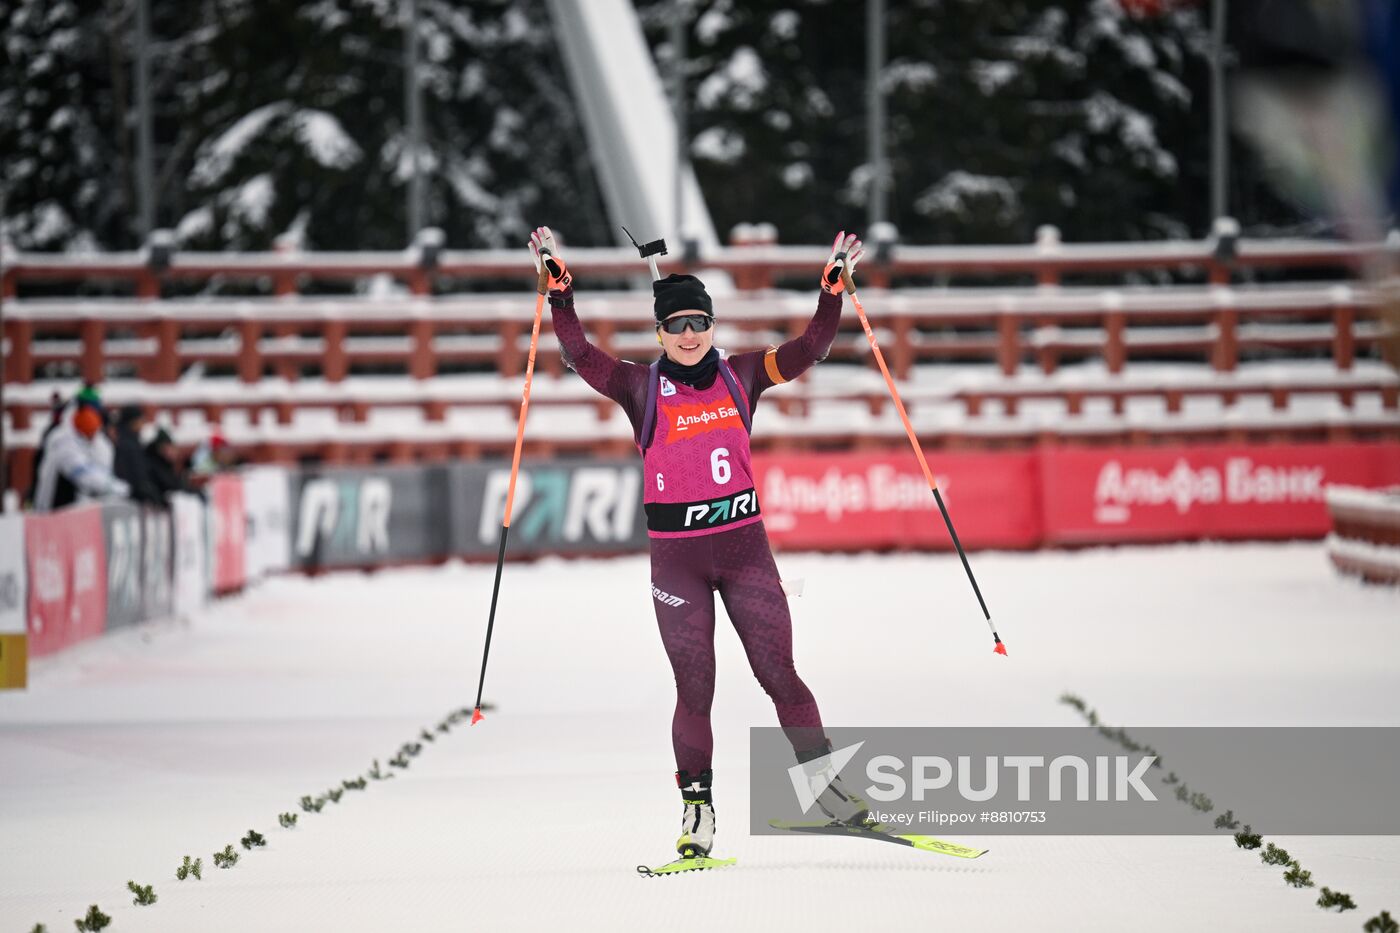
{"left": 291, "top": 465, "right": 451, "bottom": 569}
{"left": 752, "top": 451, "right": 1041, "bottom": 551}
{"left": 101, "top": 502, "right": 147, "bottom": 630}
{"left": 1041, "top": 443, "right": 1400, "bottom": 544}
{"left": 450, "top": 460, "right": 647, "bottom": 556}
{"left": 99, "top": 502, "right": 175, "bottom": 630}
{"left": 286, "top": 462, "right": 649, "bottom": 566}
{"left": 750, "top": 727, "right": 1400, "bottom": 836}
{"left": 142, "top": 508, "right": 174, "bottom": 622}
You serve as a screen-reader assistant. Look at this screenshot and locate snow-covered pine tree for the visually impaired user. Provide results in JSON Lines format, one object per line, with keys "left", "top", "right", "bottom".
{"left": 4, "top": 0, "right": 1307, "bottom": 253}
{"left": 638, "top": 0, "right": 861, "bottom": 246}
{"left": 881, "top": 0, "right": 1214, "bottom": 243}
{"left": 1, "top": 0, "right": 130, "bottom": 250}
{"left": 2, "top": 0, "right": 608, "bottom": 253}
{"left": 639, "top": 0, "right": 1303, "bottom": 245}
{"left": 175, "top": 0, "right": 609, "bottom": 252}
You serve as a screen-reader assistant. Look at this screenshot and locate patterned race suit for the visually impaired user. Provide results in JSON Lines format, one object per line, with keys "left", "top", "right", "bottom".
{"left": 548, "top": 287, "right": 842, "bottom": 772}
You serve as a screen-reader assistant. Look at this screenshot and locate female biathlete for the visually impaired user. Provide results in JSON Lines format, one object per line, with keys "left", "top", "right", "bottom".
{"left": 529, "top": 227, "right": 869, "bottom": 860}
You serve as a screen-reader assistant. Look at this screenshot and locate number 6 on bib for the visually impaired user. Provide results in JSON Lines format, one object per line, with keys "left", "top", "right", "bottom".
{"left": 710, "top": 448, "right": 731, "bottom": 485}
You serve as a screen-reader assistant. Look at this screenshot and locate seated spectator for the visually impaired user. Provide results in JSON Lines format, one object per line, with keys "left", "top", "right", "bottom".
{"left": 111, "top": 405, "right": 165, "bottom": 507}
{"left": 145, "top": 428, "right": 202, "bottom": 502}
{"left": 32, "top": 388, "right": 129, "bottom": 511}
{"left": 190, "top": 431, "right": 237, "bottom": 478}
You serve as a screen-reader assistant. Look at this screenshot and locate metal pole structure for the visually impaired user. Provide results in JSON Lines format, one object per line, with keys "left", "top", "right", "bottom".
{"left": 135, "top": 0, "right": 155, "bottom": 239}
{"left": 404, "top": 0, "right": 425, "bottom": 241}
{"left": 1210, "top": 0, "right": 1229, "bottom": 226}
{"left": 866, "top": 0, "right": 887, "bottom": 231}
{"left": 670, "top": 0, "right": 688, "bottom": 242}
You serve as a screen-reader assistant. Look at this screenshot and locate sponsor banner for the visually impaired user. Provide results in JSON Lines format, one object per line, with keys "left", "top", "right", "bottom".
{"left": 1042, "top": 443, "right": 1400, "bottom": 544}
{"left": 751, "top": 726, "right": 1400, "bottom": 835}
{"left": 291, "top": 466, "right": 450, "bottom": 569}
{"left": 143, "top": 509, "right": 174, "bottom": 621}
{"left": 209, "top": 474, "right": 247, "bottom": 593}
{"left": 645, "top": 488, "right": 761, "bottom": 535}
{"left": 25, "top": 506, "right": 107, "bottom": 658}
{"left": 0, "top": 515, "right": 26, "bottom": 636}
{"left": 171, "top": 492, "right": 208, "bottom": 618}
{"left": 243, "top": 465, "right": 292, "bottom": 579}
{"left": 665, "top": 399, "right": 745, "bottom": 440}
{"left": 450, "top": 460, "right": 647, "bottom": 556}
{"left": 101, "top": 502, "right": 146, "bottom": 630}
{"left": 0, "top": 515, "right": 27, "bottom": 689}
{"left": 752, "top": 451, "right": 1042, "bottom": 551}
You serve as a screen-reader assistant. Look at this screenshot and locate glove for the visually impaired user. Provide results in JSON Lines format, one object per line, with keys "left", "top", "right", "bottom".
{"left": 89, "top": 475, "right": 130, "bottom": 499}
{"left": 529, "top": 226, "right": 572, "bottom": 295}
{"left": 71, "top": 464, "right": 128, "bottom": 500}
{"left": 820, "top": 230, "right": 865, "bottom": 295}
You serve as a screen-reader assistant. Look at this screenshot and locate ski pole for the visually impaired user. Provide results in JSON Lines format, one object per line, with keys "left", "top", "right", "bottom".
{"left": 843, "top": 271, "right": 1008, "bottom": 656}
{"left": 471, "top": 289, "right": 547, "bottom": 724}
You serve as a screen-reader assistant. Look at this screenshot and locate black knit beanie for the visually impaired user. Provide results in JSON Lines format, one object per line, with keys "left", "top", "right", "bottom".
{"left": 652, "top": 273, "right": 713, "bottom": 321}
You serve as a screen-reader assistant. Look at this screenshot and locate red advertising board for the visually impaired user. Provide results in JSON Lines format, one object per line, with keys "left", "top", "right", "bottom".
{"left": 25, "top": 506, "right": 107, "bottom": 658}
{"left": 1040, "top": 443, "right": 1400, "bottom": 544}
{"left": 752, "top": 451, "right": 1042, "bottom": 551}
{"left": 209, "top": 474, "right": 247, "bottom": 593}
{"left": 750, "top": 444, "right": 1400, "bottom": 551}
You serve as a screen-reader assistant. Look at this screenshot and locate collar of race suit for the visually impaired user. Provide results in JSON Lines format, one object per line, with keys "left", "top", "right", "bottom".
{"left": 657, "top": 346, "right": 720, "bottom": 390}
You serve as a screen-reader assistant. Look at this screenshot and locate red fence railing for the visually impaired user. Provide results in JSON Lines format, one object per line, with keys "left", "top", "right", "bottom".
{"left": 4, "top": 233, "right": 1395, "bottom": 297}
{"left": 6, "top": 236, "right": 1398, "bottom": 498}
{"left": 2, "top": 284, "right": 1389, "bottom": 386}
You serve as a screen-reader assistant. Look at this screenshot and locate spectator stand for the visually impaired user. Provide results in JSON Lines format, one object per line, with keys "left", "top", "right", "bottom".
{"left": 4, "top": 230, "right": 1399, "bottom": 495}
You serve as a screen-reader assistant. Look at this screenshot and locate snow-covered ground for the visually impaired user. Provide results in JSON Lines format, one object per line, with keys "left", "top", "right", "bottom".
{"left": 2, "top": 542, "right": 1398, "bottom": 931}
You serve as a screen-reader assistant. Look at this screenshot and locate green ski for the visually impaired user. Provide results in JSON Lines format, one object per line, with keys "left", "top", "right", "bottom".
{"left": 636, "top": 855, "right": 737, "bottom": 877}
{"left": 769, "top": 819, "right": 988, "bottom": 859}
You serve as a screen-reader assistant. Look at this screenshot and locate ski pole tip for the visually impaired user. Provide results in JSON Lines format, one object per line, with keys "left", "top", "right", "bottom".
{"left": 993, "top": 637, "right": 1008, "bottom": 656}
{"left": 471, "top": 707, "right": 485, "bottom": 725}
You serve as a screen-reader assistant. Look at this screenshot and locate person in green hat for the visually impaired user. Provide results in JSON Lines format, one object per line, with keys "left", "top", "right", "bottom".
{"left": 32, "top": 384, "right": 129, "bottom": 511}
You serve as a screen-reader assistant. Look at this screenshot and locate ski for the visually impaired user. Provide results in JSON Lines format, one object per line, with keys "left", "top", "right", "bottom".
{"left": 636, "top": 855, "right": 737, "bottom": 877}
{"left": 769, "top": 819, "right": 988, "bottom": 859}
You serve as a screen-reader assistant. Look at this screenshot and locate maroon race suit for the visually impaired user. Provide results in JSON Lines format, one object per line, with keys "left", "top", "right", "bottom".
{"left": 547, "top": 286, "right": 843, "bottom": 772}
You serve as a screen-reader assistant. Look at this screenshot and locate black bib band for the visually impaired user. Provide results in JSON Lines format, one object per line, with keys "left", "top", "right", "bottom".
{"left": 645, "top": 488, "right": 761, "bottom": 533}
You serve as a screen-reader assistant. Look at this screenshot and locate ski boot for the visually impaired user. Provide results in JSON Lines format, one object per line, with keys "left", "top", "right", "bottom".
{"left": 796, "top": 740, "right": 871, "bottom": 826}
{"left": 675, "top": 769, "right": 716, "bottom": 858}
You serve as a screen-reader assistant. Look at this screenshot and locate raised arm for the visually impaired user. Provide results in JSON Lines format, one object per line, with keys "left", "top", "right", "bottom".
{"left": 529, "top": 226, "right": 649, "bottom": 427}
{"left": 730, "top": 231, "right": 864, "bottom": 406}
{"left": 548, "top": 287, "right": 647, "bottom": 412}
{"left": 764, "top": 290, "right": 843, "bottom": 386}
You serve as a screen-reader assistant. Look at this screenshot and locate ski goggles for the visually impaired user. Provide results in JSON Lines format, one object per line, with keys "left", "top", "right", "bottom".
{"left": 658, "top": 313, "right": 714, "bottom": 335}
